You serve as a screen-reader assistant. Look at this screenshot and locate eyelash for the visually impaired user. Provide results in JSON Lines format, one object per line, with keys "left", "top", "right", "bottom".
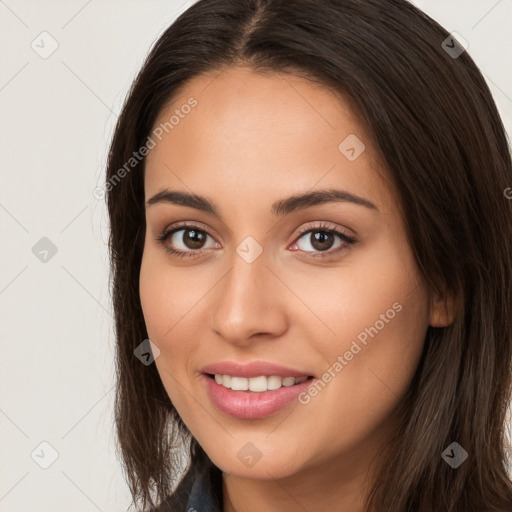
{"left": 155, "top": 221, "right": 357, "bottom": 260}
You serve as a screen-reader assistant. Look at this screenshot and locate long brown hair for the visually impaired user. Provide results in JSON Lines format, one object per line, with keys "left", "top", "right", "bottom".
{"left": 106, "top": 0, "right": 512, "bottom": 510}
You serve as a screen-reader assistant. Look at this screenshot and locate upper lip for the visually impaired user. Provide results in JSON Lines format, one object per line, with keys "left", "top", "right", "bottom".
{"left": 201, "top": 360, "right": 313, "bottom": 378}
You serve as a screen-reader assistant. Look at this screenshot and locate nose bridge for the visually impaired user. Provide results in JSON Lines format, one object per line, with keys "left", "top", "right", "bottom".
{"left": 210, "top": 243, "right": 286, "bottom": 343}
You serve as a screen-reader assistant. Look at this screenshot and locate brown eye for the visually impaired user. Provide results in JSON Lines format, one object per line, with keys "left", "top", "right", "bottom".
{"left": 293, "top": 225, "right": 356, "bottom": 258}
{"left": 156, "top": 224, "right": 220, "bottom": 258}
{"left": 308, "top": 231, "right": 336, "bottom": 251}
{"left": 295, "top": 228, "right": 354, "bottom": 255}
{"left": 176, "top": 228, "right": 207, "bottom": 250}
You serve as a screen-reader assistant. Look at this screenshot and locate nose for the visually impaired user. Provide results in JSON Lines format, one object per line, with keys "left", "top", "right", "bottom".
{"left": 210, "top": 248, "right": 289, "bottom": 347}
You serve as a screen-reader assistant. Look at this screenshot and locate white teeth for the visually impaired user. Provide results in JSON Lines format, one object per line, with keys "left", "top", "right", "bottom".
{"left": 248, "top": 376, "right": 267, "bottom": 392}
{"left": 230, "top": 376, "right": 249, "bottom": 391}
{"left": 213, "top": 374, "right": 309, "bottom": 392}
{"left": 267, "top": 375, "right": 282, "bottom": 391}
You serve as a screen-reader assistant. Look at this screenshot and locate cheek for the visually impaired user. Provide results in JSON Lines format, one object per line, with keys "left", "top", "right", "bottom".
{"left": 288, "top": 233, "right": 429, "bottom": 358}
{"left": 139, "top": 253, "right": 172, "bottom": 343}
{"left": 300, "top": 235, "right": 430, "bottom": 395}
{"left": 139, "top": 249, "right": 198, "bottom": 412}
{"left": 139, "top": 243, "right": 219, "bottom": 398}
{"left": 139, "top": 246, "right": 202, "bottom": 345}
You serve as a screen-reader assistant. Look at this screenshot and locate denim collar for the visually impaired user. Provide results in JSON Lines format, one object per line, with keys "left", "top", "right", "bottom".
{"left": 186, "top": 460, "right": 223, "bottom": 511}
{"left": 152, "top": 457, "right": 223, "bottom": 511}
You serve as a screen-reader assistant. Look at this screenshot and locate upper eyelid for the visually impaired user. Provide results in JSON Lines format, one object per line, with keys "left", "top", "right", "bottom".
{"left": 160, "top": 221, "right": 217, "bottom": 240}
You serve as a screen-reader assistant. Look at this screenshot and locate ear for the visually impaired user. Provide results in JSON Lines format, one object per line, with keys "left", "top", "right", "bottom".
{"left": 429, "top": 287, "right": 459, "bottom": 327}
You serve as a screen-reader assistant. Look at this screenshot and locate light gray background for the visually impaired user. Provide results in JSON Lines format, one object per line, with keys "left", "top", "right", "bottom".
{"left": 1, "top": 1, "right": 511, "bottom": 511}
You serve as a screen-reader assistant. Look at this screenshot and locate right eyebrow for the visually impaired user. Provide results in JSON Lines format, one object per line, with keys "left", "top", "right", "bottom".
{"left": 146, "top": 189, "right": 217, "bottom": 214}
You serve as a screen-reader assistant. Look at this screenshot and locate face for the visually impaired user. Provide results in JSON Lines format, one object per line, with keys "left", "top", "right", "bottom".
{"left": 140, "top": 66, "right": 434, "bottom": 482}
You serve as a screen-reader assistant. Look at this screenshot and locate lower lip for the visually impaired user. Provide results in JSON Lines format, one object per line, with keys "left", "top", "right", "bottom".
{"left": 202, "top": 373, "right": 314, "bottom": 419}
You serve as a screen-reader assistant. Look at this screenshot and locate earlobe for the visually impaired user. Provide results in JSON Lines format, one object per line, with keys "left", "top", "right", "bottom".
{"left": 429, "top": 288, "right": 459, "bottom": 327}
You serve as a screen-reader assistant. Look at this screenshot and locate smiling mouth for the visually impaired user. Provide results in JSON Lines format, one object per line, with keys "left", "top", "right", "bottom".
{"left": 206, "top": 373, "right": 315, "bottom": 393}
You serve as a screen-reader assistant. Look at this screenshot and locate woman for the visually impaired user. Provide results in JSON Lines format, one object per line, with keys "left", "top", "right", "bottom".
{"left": 106, "top": 0, "right": 512, "bottom": 510}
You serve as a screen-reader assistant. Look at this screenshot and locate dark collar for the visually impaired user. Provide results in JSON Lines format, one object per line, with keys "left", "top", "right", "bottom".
{"left": 186, "top": 459, "right": 223, "bottom": 511}
{"left": 154, "top": 458, "right": 223, "bottom": 511}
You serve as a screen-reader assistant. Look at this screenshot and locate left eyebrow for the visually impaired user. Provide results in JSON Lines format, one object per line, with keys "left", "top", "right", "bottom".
{"left": 145, "top": 187, "right": 379, "bottom": 216}
{"left": 271, "top": 188, "right": 378, "bottom": 215}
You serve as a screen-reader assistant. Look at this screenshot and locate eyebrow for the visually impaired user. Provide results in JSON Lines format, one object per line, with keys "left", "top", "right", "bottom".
{"left": 145, "top": 188, "right": 379, "bottom": 216}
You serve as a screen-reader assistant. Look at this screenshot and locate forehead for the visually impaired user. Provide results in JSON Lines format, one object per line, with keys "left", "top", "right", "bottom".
{"left": 144, "top": 66, "right": 396, "bottom": 216}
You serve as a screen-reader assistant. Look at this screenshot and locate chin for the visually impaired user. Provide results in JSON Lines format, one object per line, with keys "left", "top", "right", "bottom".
{"left": 202, "top": 439, "right": 306, "bottom": 480}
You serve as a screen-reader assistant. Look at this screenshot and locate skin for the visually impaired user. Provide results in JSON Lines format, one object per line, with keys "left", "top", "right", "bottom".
{"left": 139, "top": 66, "right": 455, "bottom": 512}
